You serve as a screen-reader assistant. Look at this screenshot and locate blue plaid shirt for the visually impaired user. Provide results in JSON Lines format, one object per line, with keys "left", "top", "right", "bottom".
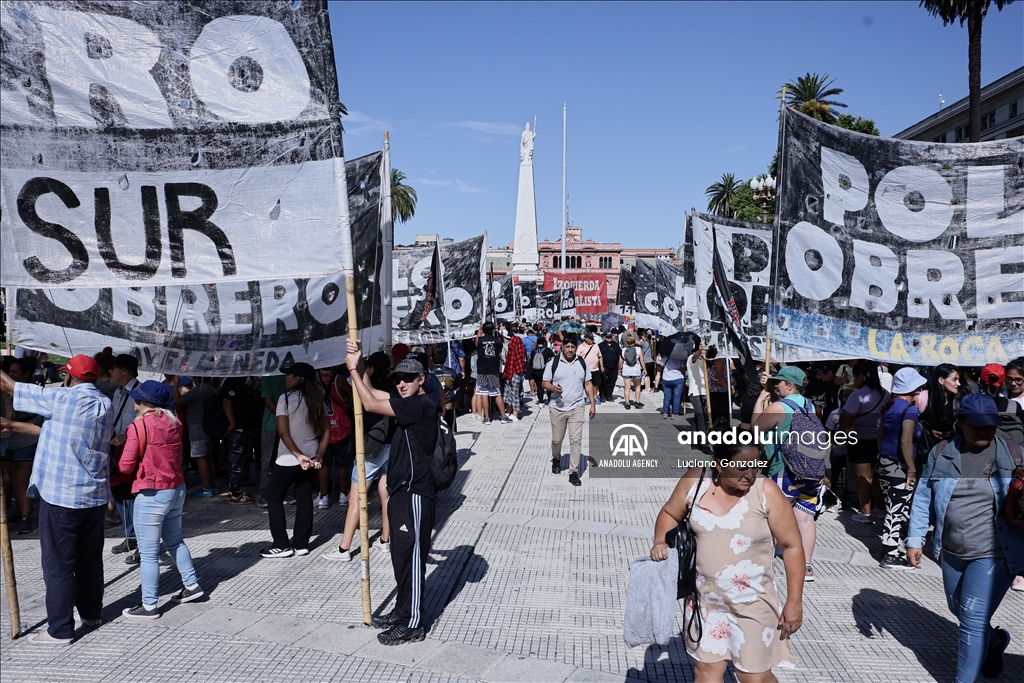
{"left": 14, "top": 382, "right": 113, "bottom": 509}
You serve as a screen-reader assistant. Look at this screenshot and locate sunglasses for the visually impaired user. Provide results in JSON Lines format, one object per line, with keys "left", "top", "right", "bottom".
{"left": 394, "top": 374, "right": 421, "bottom": 385}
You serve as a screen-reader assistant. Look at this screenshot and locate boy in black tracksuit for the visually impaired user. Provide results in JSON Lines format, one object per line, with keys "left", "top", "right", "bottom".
{"left": 346, "top": 341, "right": 438, "bottom": 645}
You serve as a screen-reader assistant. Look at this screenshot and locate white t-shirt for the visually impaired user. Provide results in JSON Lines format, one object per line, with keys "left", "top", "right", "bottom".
{"left": 276, "top": 391, "right": 320, "bottom": 466}
{"left": 841, "top": 386, "right": 887, "bottom": 440}
{"left": 1011, "top": 395, "right": 1024, "bottom": 412}
{"left": 686, "top": 355, "right": 707, "bottom": 396}
{"left": 543, "top": 353, "right": 592, "bottom": 412}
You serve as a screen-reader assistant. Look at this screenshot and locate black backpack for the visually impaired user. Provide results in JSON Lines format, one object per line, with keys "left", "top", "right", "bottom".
{"left": 202, "top": 388, "right": 230, "bottom": 442}
{"left": 407, "top": 417, "right": 459, "bottom": 491}
{"left": 549, "top": 352, "right": 588, "bottom": 377}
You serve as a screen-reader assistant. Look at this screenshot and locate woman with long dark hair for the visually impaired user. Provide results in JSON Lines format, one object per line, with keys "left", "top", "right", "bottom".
{"left": 917, "top": 363, "right": 967, "bottom": 446}
{"left": 840, "top": 360, "right": 887, "bottom": 523}
{"left": 262, "top": 363, "right": 328, "bottom": 558}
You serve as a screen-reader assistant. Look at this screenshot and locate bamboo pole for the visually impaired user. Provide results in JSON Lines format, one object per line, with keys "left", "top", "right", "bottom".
{"left": 0, "top": 471, "right": 22, "bottom": 638}
{"left": 346, "top": 277, "right": 372, "bottom": 625}
{"left": 701, "top": 353, "right": 714, "bottom": 431}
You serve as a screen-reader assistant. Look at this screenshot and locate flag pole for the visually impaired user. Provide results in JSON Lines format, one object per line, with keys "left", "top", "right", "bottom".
{"left": 0, "top": 468, "right": 21, "bottom": 639}
{"left": 346, "top": 276, "right": 372, "bottom": 625}
{"left": 766, "top": 86, "right": 786, "bottom": 371}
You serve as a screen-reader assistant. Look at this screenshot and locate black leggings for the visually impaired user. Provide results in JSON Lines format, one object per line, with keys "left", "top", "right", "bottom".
{"left": 267, "top": 464, "right": 315, "bottom": 551}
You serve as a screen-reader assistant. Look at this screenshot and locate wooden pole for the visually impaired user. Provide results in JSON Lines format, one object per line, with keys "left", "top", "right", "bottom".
{"left": 346, "top": 277, "right": 372, "bottom": 625}
{"left": 0, "top": 472, "right": 22, "bottom": 638}
{"left": 701, "top": 353, "right": 714, "bottom": 430}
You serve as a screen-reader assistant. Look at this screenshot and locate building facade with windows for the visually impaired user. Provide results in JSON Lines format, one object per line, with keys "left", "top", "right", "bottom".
{"left": 486, "top": 226, "right": 677, "bottom": 309}
{"left": 893, "top": 66, "right": 1024, "bottom": 143}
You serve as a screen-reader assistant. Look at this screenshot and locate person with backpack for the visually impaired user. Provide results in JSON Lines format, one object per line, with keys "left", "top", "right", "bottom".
{"left": 530, "top": 338, "right": 554, "bottom": 405}
{"left": 839, "top": 360, "right": 888, "bottom": 524}
{"left": 907, "top": 393, "right": 1024, "bottom": 683}
{"left": 597, "top": 331, "right": 622, "bottom": 402}
{"left": 752, "top": 366, "right": 827, "bottom": 583}
{"left": 108, "top": 354, "right": 141, "bottom": 561}
{"left": 542, "top": 335, "right": 597, "bottom": 487}
{"left": 978, "top": 362, "right": 1024, "bottom": 441}
{"left": 876, "top": 368, "right": 928, "bottom": 569}
{"left": 501, "top": 333, "right": 526, "bottom": 421}
{"left": 346, "top": 341, "right": 443, "bottom": 645}
{"left": 173, "top": 377, "right": 221, "bottom": 498}
{"left": 261, "top": 363, "right": 327, "bottom": 559}
{"left": 220, "top": 376, "right": 256, "bottom": 505}
{"left": 620, "top": 334, "right": 645, "bottom": 409}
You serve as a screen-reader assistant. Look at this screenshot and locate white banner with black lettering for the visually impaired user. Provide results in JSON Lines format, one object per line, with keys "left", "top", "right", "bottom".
{"left": 392, "top": 235, "right": 487, "bottom": 344}
{"left": 0, "top": 1, "right": 351, "bottom": 288}
{"left": 9, "top": 153, "right": 387, "bottom": 375}
{"left": 773, "top": 108, "right": 1024, "bottom": 365}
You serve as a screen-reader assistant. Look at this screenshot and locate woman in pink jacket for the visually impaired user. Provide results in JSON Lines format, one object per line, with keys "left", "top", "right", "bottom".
{"left": 118, "top": 381, "right": 203, "bottom": 620}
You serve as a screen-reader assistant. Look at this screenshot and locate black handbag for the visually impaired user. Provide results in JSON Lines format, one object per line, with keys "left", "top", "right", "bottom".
{"left": 665, "top": 466, "right": 707, "bottom": 644}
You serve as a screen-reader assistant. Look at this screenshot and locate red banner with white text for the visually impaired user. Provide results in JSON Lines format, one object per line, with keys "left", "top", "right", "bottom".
{"left": 543, "top": 273, "right": 607, "bottom": 314}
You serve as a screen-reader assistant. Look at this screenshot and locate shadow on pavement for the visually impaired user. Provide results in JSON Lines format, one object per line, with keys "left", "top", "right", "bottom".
{"left": 852, "top": 587, "right": 1024, "bottom": 682}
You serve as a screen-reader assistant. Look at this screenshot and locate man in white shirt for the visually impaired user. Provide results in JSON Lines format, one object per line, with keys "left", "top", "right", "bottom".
{"left": 542, "top": 336, "right": 596, "bottom": 487}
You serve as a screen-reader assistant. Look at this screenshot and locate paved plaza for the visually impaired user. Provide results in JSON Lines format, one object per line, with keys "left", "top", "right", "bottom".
{"left": 1, "top": 391, "right": 1022, "bottom": 683}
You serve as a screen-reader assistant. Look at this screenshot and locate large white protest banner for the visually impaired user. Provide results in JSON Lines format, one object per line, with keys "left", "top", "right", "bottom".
{"left": 772, "top": 108, "right": 1024, "bottom": 365}
{"left": 0, "top": 1, "right": 350, "bottom": 288}
{"left": 10, "top": 153, "right": 387, "bottom": 375}
{"left": 392, "top": 235, "right": 487, "bottom": 344}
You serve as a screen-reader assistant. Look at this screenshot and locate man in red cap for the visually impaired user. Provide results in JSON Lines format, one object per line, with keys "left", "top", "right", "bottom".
{"left": 0, "top": 354, "right": 115, "bottom": 644}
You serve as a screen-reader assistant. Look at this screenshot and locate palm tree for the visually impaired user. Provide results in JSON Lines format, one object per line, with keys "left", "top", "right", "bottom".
{"left": 782, "top": 73, "right": 847, "bottom": 123}
{"left": 920, "top": 0, "right": 1014, "bottom": 142}
{"left": 705, "top": 173, "right": 742, "bottom": 218}
{"left": 338, "top": 101, "right": 348, "bottom": 131}
{"left": 391, "top": 169, "right": 417, "bottom": 223}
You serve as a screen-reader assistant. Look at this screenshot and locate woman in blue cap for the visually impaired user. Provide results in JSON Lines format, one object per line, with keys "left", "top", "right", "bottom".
{"left": 119, "top": 380, "right": 203, "bottom": 620}
{"left": 907, "top": 392, "right": 1024, "bottom": 682}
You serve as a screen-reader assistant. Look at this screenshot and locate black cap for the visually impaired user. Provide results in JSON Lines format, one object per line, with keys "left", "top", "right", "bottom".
{"left": 282, "top": 361, "right": 316, "bottom": 381}
{"left": 111, "top": 354, "right": 138, "bottom": 374}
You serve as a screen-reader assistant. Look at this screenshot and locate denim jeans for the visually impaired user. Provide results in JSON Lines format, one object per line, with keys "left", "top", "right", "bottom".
{"left": 940, "top": 553, "right": 1014, "bottom": 683}
{"left": 661, "top": 378, "right": 684, "bottom": 415}
{"left": 114, "top": 497, "right": 135, "bottom": 541}
{"left": 689, "top": 395, "right": 708, "bottom": 435}
{"left": 134, "top": 485, "right": 199, "bottom": 609}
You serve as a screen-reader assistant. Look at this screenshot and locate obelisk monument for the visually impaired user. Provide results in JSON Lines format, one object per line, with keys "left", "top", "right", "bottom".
{"left": 511, "top": 122, "right": 541, "bottom": 281}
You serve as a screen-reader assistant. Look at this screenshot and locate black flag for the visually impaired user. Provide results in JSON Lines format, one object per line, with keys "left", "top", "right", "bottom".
{"left": 711, "top": 224, "right": 758, "bottom": 384}
{"left": 400, "top": 243, "right": 445, "bottom": 330}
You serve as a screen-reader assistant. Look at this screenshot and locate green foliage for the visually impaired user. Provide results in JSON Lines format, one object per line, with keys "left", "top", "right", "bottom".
{"left": 836, "top": 114, "right": 880, "bottom": 135}
{"left": 705, "top": 173, "right": 742, "bottom": 218}
{"left": 338, "top": 101, "right": 348, "bottom": 132}
{"left": 729, "top": 183, "right": 775, "bottom": 223}
{"left": 391, "top": 168, "right": 418, "bottom": 224}
{"left": 782, "top": 73, "right": 847, "bottom": 124}
{"left": 919, "top": 0, "right": 1013, "bottom": 26}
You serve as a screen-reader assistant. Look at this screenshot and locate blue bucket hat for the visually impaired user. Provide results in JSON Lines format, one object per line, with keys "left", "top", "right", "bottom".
{"left": 129, "top": 380, "right": 174, "bottom": 409}
{"left": 958, "top": 392, "right": 1000, "bottom": 428}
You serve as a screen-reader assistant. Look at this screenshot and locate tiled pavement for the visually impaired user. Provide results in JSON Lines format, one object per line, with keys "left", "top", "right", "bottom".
{"left": 1, "top": 389, "right": 1022, "bottom": 682}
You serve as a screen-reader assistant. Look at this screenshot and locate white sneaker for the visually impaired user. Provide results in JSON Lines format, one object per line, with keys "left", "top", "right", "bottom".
{"left": 374, "top": 538, "right": 391, "bottom": 554}
{"left": 322, "top": 544, "right": 358, "bottom": 562}
{"left": 314, "top": 494, "right": 330, "bottom": 509}
{"left": 1012, "top": 576, "right": 1024, "bottom": 592}
{"left": 337, "top": 493, "right": 349, "bottom": 506}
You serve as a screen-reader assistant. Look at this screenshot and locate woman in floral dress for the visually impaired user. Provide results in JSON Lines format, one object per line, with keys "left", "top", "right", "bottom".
{"left": 652, "top": 442, "right": 805, "bottom": 683}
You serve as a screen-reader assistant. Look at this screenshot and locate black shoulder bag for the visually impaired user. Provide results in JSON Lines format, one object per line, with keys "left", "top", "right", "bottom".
{"left": 664, "top": 466, "right": 707, "bottom": 644}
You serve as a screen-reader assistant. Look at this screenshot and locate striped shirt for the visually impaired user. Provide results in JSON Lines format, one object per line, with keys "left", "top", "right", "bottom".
{"left": 14, "top": 382, "right": 114, "bottom": 509}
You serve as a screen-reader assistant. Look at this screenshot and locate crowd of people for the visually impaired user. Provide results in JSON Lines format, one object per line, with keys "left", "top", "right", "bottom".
{"left": 2, "top": 324, "right": 1023, "bottom": 679}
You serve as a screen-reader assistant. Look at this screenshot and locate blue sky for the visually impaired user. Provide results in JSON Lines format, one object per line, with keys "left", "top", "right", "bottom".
{"left": 330, "top": 1, "right": 1023, "bottom": 251}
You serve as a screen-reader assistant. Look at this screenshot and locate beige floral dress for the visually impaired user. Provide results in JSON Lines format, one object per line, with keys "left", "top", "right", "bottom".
{"left": 684, "top": 476, "right": 795, "bottom": 674}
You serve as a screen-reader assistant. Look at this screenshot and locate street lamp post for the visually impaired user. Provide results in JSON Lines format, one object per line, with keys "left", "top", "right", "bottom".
{"left": 749, "top": 175, "right": 776, "bottom": 223}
